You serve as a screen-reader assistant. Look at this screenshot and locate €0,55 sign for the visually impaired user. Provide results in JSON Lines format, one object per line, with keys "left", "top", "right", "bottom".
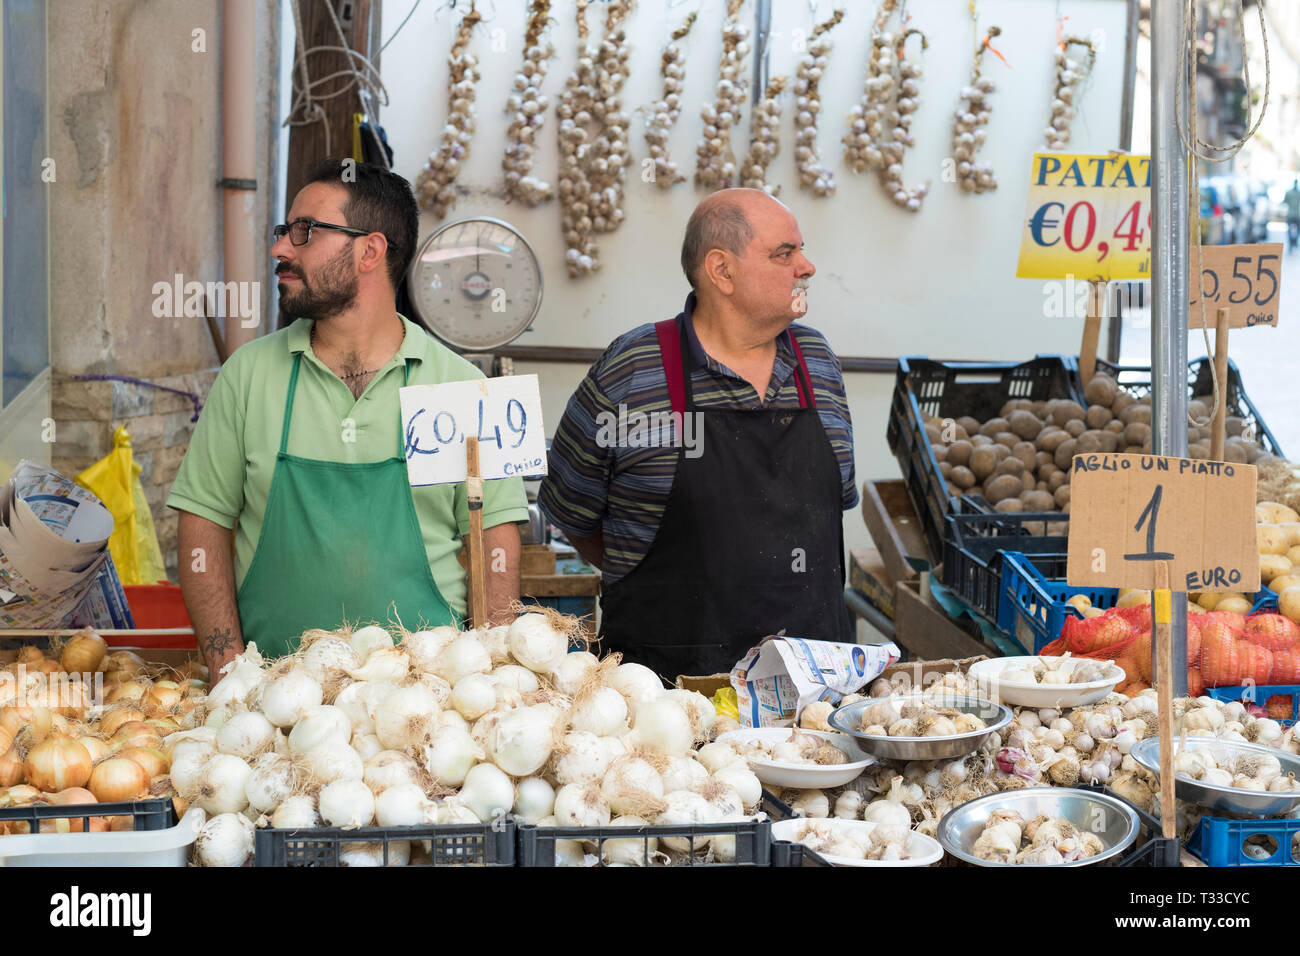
{"left": 1016, "top": 153, "right": 1152, "bottom": 282}
{"left": 1065, "top": 453, "right": 1260, "bottom": 593}
{"left": 399, "top": 374, "right": 547, "bottom": 486}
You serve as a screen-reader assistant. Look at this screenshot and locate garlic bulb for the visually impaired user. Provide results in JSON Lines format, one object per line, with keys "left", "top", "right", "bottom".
{"left": 793, "top": 9, "right": 844, "bottom": 197}
{"left": 695, "top": 0, "right": 749, "bottom": 190}
{"left": 951, "top": 27, "right": 1001, "bottom": 194}
{"left": 739, "top": 76, "right": 786, "bottom": 194}
{"left": 644, "top": 12, "right": 698, "bottom": 188}
{"left": 502, "top": 0, "right": 556, "bottom": 206}
{"left": 1044, "top": 37, "right": 1096, "bottom": 150}
{"left": 414, "top": 8, "right": 482, "bottom": 217}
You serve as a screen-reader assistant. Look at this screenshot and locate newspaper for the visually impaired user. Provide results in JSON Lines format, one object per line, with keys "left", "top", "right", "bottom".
{"left": 730, "top": 636, "right": 901, "bottom": 728}
{"left": 0, "top": 460, "right": 134, "bottom": 632}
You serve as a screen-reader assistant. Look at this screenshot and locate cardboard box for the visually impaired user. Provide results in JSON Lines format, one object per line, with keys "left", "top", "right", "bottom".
{"left": 893, "top": 580, "right": 991, "bottom": 661}
{"left": 849, "top": 547, "right": 895, "bottom": 619}
{"left": 860, "top": 479, "right": 930, "bottom": 584}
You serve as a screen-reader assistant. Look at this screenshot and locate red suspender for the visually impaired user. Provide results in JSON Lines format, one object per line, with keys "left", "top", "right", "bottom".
{"left": 788, "top": 329, "right": 817, "bottom": 409}
{"left": 655, "top": 319, "right": 687, "bottom": 417}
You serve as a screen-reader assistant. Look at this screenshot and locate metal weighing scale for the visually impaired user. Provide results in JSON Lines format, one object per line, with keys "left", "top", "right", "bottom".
{"left": 405, "top": 216, "right": 543, "bottom": 377}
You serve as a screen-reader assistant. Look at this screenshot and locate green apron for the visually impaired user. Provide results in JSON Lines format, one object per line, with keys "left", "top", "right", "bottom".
{"left": 236, "top": 353, "right": 457, "bottom": 658}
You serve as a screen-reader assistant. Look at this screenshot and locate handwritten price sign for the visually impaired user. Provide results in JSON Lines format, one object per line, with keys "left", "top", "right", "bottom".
{"left": 399, "top": 374, "right": 547, "bottom": 486}
{"left": 1188, "top": 243, "right": 1283, "bottom": 328}
{"left": 1065, "top": 453, "right": 1259, "bottom": 592}
{"left": 1016, "top": 153, "right": 1152, "bottom": 281}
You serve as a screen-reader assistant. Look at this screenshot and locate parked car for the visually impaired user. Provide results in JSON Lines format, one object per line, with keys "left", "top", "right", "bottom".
{"left": 1199, "top": 185, "right": 1225, "bottom": 245}
{"left": 1241, "top": 178, "right": 1273, "bottom": 242}
{"left": 1202, "top": 179, "right": 1237, "bottom": 244}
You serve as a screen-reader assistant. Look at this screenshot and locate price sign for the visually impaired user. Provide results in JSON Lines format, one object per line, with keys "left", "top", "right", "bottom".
{"left": 1016, "top": 153, "right": 1152, "bottom": 281}
{"left": 399, "top": 374, "right": 547, "bottom": 486}
{"left": 1188, "top": 243, "right": 1283, "bottom": 328}
{"left": 1066, "top": 453, "right": 1259, "bottom": 592}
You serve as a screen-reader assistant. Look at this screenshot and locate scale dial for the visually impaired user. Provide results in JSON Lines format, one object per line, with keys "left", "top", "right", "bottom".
{"left": 406, "top": 217, "right": 543, "bottom": 352}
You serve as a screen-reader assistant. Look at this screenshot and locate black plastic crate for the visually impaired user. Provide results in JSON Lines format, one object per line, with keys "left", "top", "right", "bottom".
{"left": 517, "top": 818, "right": 772, "bottom": 866}
{"left": 1073, "top": 357, "right": 1285, "bottom": 458}
{"left": 254, "top": 819, "right": 516, "bottom": 867}
{"left": 942, "top": 508, "right": 1071, "bottom": 625}
{"left": 0, "top": 796, "right": 175, "bottom": 834}
{"left": 770, "top": 840, "right": 835, "bottom": 867}
{"left": 887, "top": 355, "right": 1077, "bottom": 561}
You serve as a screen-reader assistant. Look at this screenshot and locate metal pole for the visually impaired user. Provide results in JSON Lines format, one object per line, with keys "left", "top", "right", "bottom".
{"left": 1150, "top": 0, "right": 1189, "bottom": 698}
{"left": 754, "top": 0, "right": 772, "bottom": 104}
{"left": 1108, "top": 0, "right": 1144, "bottom": 364}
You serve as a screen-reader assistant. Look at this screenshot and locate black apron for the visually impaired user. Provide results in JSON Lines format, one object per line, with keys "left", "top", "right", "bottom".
{"left": 598, "top": 318, "right": 851, "bottom": 680}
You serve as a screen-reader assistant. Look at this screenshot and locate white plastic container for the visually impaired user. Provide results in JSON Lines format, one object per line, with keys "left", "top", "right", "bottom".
{"left": 967, "top": 656, "right": 1123, "bottom": 708}
{"left": 715, "top": 727, "right": 875, "bottom": 788}
{"left": 771, "top": 817, "right": 945, "bottom": 867}
{"left": 0, "top": 808, "right": 206, "bottom": 867}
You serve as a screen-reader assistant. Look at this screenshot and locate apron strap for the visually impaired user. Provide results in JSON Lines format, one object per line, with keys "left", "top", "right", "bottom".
{"left": 788, "top": 329, "right": 816, "bottom": 410}
{"left": 280, "top": 352, "right": 303, "bottom": 455}
{"left": 655, "top": 319, "right": 688, "bottom": 417}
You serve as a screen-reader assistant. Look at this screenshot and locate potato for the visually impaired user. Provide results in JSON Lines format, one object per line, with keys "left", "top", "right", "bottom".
{"left": 971, "top": 434, "right": 994, "bottom": 446}
{"left": 1065, "top": 594, "right": 1092, "bottom": 612}
{"left": 1286, "top": 525, "right": 1300, "bottom": 548}
{"left": 1036, "top": 461, "right": 1057, "bottom": 481}
{"left": 1123, "top": 445, "right": 1144, "bottom": 455}
{"left": 1021, "top": 471, "right": 1036, "bottom": 493}
{"left": 1259, "top": 525, "right": 1290, "bottom": 556}
{"left": 1008, "top": 410, "right": 1044, "bottom": 441}
{"left": 1037, "top": 429, "right": 1070, "bottom": 453}
{"left": 1049, "top": 400, "right": 1087, "bottom": 427}
{"left": 1075, "top": 430, "right": 1105, "bottom": 455}
{"left": 1258, "top": 502, "right": 1300, "bottom": 524}
{"left": 925, "top": 423, "right": 942, "bottom": 445}
{"left": 991, "top": 444, "right": 1011, "bottom": 461}
{"left": 1222, "top": 442, "right": 1249, "bottom": 464}
{"left": 995, "top": 498, "right": 1024, "bottom": 513}
{"left": 1110, "top": 391, "right": 1136, "bottom": 416}
{"left": 946, "top": 439, "right": 973, "bottom": 467}
{"left": 1000, "top": 399, "right": 1036, "bottom": 418}
{"left": 970, "top": 446, "right": 999, "bottom": 480}
{"left": 1054, "top": 437, "right": 1079, "bottom": 471}
{"left": 995, "top": 456, "right": 1025, "bottom": 477}
{"left": 1121, "top": 404, "right": 1152, "bottom": 426}
{"left": 1083, "top": 606, "right": 1105, "bottom": 618}
{"left": 980, "top": 417, "right": 1010, "bottom": 438}
{"left": 933, "top": 444, "right": 949, "bottom": 464}
{"left": 1085, "top": 404, "right": 1112, "bottom": 430}
{"left": 1117, "top": 590, "right": 1152, "bottom": 608}
{"left": 1054, "top": 484, "right": 1071, "bottom": 508}
{"left": 1260, "top": 553, "right": 1292, "bottom": 584}
{"left": 1098, "top": 431, "right": 1120, "bottom": 453}
{"left": 995, "top": 431, "right": 1020, "bottom": 449}
{"left": 1188, "top": 441, "right": 1210, "bottom": 459}
{"left": 950, "top": 465, "right": 977, "bottom": 489}
{"left": 939, "top": 460, "right": 953, "bottom": 479}
{"left": 1035, "top": 450, "right": 1054, "bottom": 469}
{"left": 1281, "top": 586, "right": 1300, "bottom": 625}
{"left": 1187, "top": 399, "right": 1209, "bottom": 422}
{"left": 957, "top": 416, "right": 981, "bottom": 438}
{"left": 1022, "top": 490, "right": 1056, "bottom": 512}
{"left": 1036, "top": 480, "right": 1049, "bottom": 492}
{"left": 1225, "top": 416, "right": 1246, "bottom": 437}
{"left": 1064, "top": 420, "right": 1087, "bottom": 438}
{"left": 1269, "top": 574, "right": 1300, "bottom": 594}
{"left": 1197, "top": 592, "right": 1223, "bottom": 610}
{"left": 1104, "top": 419, "right": 1125, "bottom": 435}
{"left": 1084, "top": 375, "right": 1118, "bottom": 407}
{"left": 1123, "top": 422, "right": 1150, "bottom": 448}
{"left": 1217, "top": 596, "right": 1253, "bottom": 615}
{"left": 1048, "top": 470, "right": 1068, "bottom": 491}
{"left": 984, "top": 474, "right": 1024, "bottom": 505}
{"left": 1030, "top": 400, "right": 1048, "bottom": 417}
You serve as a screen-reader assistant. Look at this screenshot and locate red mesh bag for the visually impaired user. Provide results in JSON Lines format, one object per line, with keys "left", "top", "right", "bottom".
{"left": 1237, "top": 642, "right": 1274, "bottom": 686}
{"left": 1055, "top": 605, "right": 1150, "bottom": 657}
{"left": 1241, "top": 613, "right": 1300, "bottom": 653}
{"left": 1198, "top": 613, "right": 1246, "bottom": 687}
{"left": 1271, "top": 650, "right": 1300, "bottom": 684}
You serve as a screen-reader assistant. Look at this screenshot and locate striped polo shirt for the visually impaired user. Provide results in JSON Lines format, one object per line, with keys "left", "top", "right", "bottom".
{"left": 538, "top": 292, "right": 858, "bottom": 586}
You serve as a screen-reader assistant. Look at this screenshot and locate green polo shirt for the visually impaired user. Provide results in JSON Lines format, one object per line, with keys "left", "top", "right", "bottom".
{"left": 167, "top": 315, "right": 529, "bottom": 618}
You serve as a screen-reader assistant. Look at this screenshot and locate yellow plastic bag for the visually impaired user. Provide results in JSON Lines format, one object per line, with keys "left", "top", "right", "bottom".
{"left": 712, "top": 687, "right": 740, "bottom": 720}
{"left": 76, "top": 426, "right": 167, "bottom": 586}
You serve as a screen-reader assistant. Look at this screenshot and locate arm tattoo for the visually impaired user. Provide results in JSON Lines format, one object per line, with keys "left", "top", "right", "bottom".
{"left": 202, "top": 626, "right": 236, "bottom": 660}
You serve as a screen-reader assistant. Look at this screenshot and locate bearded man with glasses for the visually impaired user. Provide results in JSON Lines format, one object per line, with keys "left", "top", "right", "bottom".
{"left": 168, "top": 159, "right": 528, "bottom": 680}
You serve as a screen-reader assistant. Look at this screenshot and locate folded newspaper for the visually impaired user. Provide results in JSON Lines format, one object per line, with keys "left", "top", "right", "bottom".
{"left": 730, "top": 636, "right": 901, "bottom": 728}
{"left": 0, "top": 460, "right": 134, "bottom": 630}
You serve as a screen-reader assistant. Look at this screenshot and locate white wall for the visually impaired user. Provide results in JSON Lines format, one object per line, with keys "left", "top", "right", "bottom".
{"left": 293, "top": 0, "right": 1135, "bottom": 561}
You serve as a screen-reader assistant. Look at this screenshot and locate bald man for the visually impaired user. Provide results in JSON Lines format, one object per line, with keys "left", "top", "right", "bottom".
{"left": 539, "top": 189, "right": 858, "bottom": 678}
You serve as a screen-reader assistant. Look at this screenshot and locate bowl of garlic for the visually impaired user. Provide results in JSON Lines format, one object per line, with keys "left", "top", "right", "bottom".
{"left": 1131, "top": 736, "right": 1300, "bottom": 816}
{"left": 771, "top": 817, "right": 944, "bottom": 867}
{"left": 711, "top": 727, "right": 875, "bottom": 788}
{"left": 828, "top": 693, "right": 1012, "bottom": 761}
{"left": 967, "top": 655, "right": 1124, "bottom": 709}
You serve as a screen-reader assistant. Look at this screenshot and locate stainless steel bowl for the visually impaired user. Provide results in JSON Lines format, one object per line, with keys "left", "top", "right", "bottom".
{"left": 936, "top": 787, "right": 1140, "bottom": 867}
{"left": 827, "top": 694, "right": 1012, "bottom": 761}
{"left": 1131, "top": 736, "right": 1300, "bottom": 817}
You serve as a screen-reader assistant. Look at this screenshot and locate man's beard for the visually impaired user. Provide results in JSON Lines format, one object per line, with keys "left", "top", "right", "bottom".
{"left": 278, "top": 242, "right": 359, "bottom": 320}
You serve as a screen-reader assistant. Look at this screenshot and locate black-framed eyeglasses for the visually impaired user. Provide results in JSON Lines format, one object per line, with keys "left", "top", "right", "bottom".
{"left": 273, "top": 218, "right": 371, "bottom": 246}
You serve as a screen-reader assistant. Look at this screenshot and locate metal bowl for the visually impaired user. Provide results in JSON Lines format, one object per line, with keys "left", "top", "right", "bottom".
{"left": 827, "top": 694, "right": 1012, "bottom": 761}
{"left": 714, "top": 728, "right": 875, "bottom": 788}
{"left": 936, "top": 787, "right": 1140, "bottom": 867}
{"left": 1131, "top": 736, "right": 1300, "bottom": 816}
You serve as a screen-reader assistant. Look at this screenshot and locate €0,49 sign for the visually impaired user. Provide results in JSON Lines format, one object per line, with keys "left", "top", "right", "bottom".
{"left": 1065, "top": 453, "right": 1260, "bottom": 593}
{"left": 1016, "top": 153, "right": 1152, "bottom": 282}
{"left": 399, "top": 374, "right": 547, "bottom": 486}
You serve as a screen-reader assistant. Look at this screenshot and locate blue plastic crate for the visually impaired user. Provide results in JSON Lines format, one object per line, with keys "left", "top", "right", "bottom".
{"left": 1187, "top": 816, "right": 1300, "bottom": 867}
{"left": 1206, "top": 684, "right": 1300, "bottom": 723}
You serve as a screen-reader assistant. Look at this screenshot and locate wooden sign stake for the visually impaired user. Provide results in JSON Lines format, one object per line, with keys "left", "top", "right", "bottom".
{"left": 1078, "top": 280, "right": 1105, "bottom": 385}
{"left": 465, "top": 436, "right": 488, "bottom": 628}
{"left": 1210, "top": 306, "right": 1230, "bottom": 462}
{"left": 1154, "top": 559, "right": 1176, "bottom": 840}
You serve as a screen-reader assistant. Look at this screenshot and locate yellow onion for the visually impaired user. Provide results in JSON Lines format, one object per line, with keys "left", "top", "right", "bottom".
{"left": 144, "top": 681, "right": 184, "bottom": 714}
{"left": 104, "top": 651, "right": 147, "bottom": 679}
{"left": 32, "top": 659, "right": 63, "bottom": 676}
{"left": 88, "top": 757, "right": 149, "bottom": 803}
{"left": 0, "top": 745, "right": 23, "bottom": 787}
{"left": 111, "top": 721, "right": 164, "bottom": 753}
{"left": 146, "top": 717, "right": 181, "bottom": 736}
{"left": 43, "top": 787, "right": 102, "bottom": 832}
{"left": 15, "top": 646, "right": 44, "bottom": 665}
{"left": 23, "top": 734, "right": 93, "bottom": 791}
{"left": 106, "top": 680, "right": 150, "bottom": 704}
{"left": 79, "top": 736, "right": 112, "bottom": 763}
{"left": 60, "top": 630, "right": 108, "bottom": 675}
{"left": 120, "top": 746, "right": 169, "bottom": 779}
{"left": 55, "top": 680, "right": 95, "bottom": 720}
{"left": 99, "top": 706, "right": 147, "bottom": 738}
{"left": 1, "top": 784, "right": 41, "bottom": 806}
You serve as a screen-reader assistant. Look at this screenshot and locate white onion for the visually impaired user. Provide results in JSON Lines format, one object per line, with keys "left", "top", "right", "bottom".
{"left": 451, "top": 674, "right": 496, "bottom": 721}
{"left": 551, "top": 651, "right": 598, "bottom": 696}
{"left": 170, "top": 746, "right": 215, "bottom": 795}
{"left": 554, "top": 732, "right": 613, "bottom": 785}
{"left": 351, "top": 733, "right": 384, "bottom": 761}
{"left": 192, "top": 753, "right": 252, "bottom": 815}
{"left": 600, "top": 758, "right": 665, "bottom": 815}
{"left": 437, "top": 797, "right": 482, "bottom": 825}
{"left": 261, "top": 671, "right": 323, "bottom": 728}
{"left": 507, "top": 613, "right": 568, "bottom": 673}
{"left": 438, "top": 710, "right": 470, "bottom": 733}
{"left": 319, "top": 778, "right": 375, "bottom": 827}
{"left": 569, "top": 687, "right": 628, "bottom": 737}
{"left": 349, "top": 625, "right": 394, "bottom": 662}
{"left": 414, "top": 671, "right": 452, "bottom": 707}
{"left": 603, "top": 815, "right": 657, "bottom": 866}
{"left": 437, "top": 635, "right": 492, "bottom": 684}
{"left": 609, "top": 663, "right": 665, "bottom": 712}
{"left": 340, "top": 840, "right": 410, "bottom": 866}
{"left": 270, "top": 794, "right": 320, "bottom": 829}
{"left": 422, "top": 725, "right": 477, "bottom": 787}
{"left": 296, "top": 739, "right": 363, "bottom": 785}
{"left": 403, "top": 626, "right": 459, "bottom": 673}
{"left": 479, "top": 626, "right": 511, "bottom": 662}
{"left": 666, "top": 689, "right": 716, "bottom": 738}
{"left": 363, "top": 751, "right": 422, "bottom": 794}
{"left": 288, "top": 705, "right": 352, "bottom": 754}
{"left": 334, "top": 682, "right": 377, "bottom": 736}
{"left": 493, "top": 663, "right": 541, "bottom": 693}
{"left": 163, "top": 728, "right": 217, "bottom": 760}
{"left": 660, "top": 755, "right": 708, "bottom": 792}
{"left": 348, "top": 646, "right": 410, "bottom": 683}
{"left": 195, "top": 812, "right": 255, "bottom": 866}
{"left": 712, "top": 765, "right": 761, "bottom": 810}
{"left": 300, "top": 638, "right": 359, "bottom": 687}
{"left": 696, "top": 741, "right": 744, "bottom": 773}
{"left": 553, "top": 783, "right": 611, "bottom": 827}
{"left": 203, "top": 704, "right": 233, "bottom": 730}
{"left": 629, "top": 699, "right": 694, "bottom": 757}
{"left": 374, "top": 782, "right": 437, "bottom": 826}
{"left": 657, "top": 790, "right": 718, "bottom": 851}
{"left": 513, "top": 777, "right": 556, "bottom": 824}
{"left": 373, "top": 682, "right": 439, "bottom": 751}
{"left": 489, "top": 704, "right": 562, "bottom": 776}
{"left": 245, "top": 753, "right": 296, "bottom": 813}
{"left": 207, "top": 647, "right": 266, "bottom": 709}
{"left": 459, "top": 763, "right": 515, "bottom": 823}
